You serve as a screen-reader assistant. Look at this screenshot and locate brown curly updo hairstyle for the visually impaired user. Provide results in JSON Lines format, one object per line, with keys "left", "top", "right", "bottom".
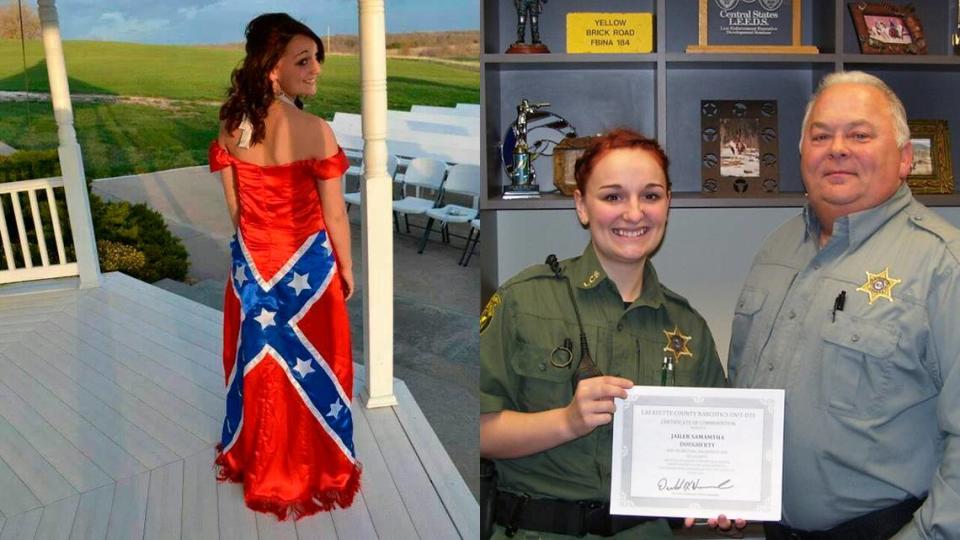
{"left": 573, "top": 128, "right": 672, "bottom": 193}
{"left": 219, "top": 13, "right": 324, "bottom": 146}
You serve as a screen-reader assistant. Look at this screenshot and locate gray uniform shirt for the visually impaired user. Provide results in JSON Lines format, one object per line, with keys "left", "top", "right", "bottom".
{"left": 728, "top": 184, "right": 960, "bottom": 538}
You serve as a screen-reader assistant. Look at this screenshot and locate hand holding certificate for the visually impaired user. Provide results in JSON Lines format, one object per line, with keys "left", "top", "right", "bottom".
{"left": 610, "top": 386, "right": 784, "bottom": 521}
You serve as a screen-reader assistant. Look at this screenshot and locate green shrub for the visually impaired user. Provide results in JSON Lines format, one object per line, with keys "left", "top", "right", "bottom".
{"left": 0, "top": 149, "right": 60, "bottom": 183}
{"left": 0, "top": 149, "right": 189, "bottom": 282}
{"left": 90, "top": 193, "right": 189, "bottom": 282}
{"left": 97, "top": 239, "right": 146, "bottom": 274}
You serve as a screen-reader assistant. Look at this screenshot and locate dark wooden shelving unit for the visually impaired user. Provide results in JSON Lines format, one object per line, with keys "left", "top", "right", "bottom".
{"left": 481, "top": 0, "right": 960, "bottom": 208}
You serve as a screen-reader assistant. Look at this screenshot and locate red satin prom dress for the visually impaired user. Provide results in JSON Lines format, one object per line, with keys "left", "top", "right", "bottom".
{"left": 208, "top": 140, "right": 360, "bottom": 520}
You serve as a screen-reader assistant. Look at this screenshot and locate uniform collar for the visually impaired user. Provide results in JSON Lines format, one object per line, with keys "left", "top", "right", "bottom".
{"left": 803, "top": 182, "right": 913, "bottom": 250}
{"left": 568, "top": 242, "right": 666, "bottom": 309}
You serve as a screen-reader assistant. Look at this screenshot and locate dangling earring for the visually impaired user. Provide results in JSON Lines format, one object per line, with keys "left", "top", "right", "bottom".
{"left": 272, "top": 80, "right": 296, "bottom": 107}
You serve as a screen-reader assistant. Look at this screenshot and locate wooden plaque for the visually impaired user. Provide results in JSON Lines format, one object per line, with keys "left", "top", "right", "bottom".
{"left": 700, "top": 100, "right": 780, "bottom": 196}
{"left": 687, "top": 0, "right": 819, "bottom": 54}
{"left": 553, "top": 136, "right": 598, "bottom": 196}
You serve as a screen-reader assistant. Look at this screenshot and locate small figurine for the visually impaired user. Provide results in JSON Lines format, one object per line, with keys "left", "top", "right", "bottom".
{"left": 514, "top": 98, "right": 540, "bottom": 144}
{"left": 507, "top": 0, "right": 550, "bottom": 54}
{"left": 503, "top": 99, "right": 549, "bottom": 198}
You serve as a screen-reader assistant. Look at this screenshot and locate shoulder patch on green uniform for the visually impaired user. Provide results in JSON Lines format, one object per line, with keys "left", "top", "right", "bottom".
{"left": 484, "top": 263, "right": 561, "bottom": 334}
{"left": 480, "top": 292, "right": 502, "bottom": 334}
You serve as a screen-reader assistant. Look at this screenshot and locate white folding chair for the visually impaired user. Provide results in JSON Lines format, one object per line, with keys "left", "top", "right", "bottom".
{"left": 344, "top": 154, "right": 399, "bottom": 211}
{"left": 417, "top": 164, "right": 480, "bottom": 254}
{"left": 460, "top": 218, "right": 480, "bottom": 266}
{"left": 391, "top": 157, "right": 447, "bottom": 233}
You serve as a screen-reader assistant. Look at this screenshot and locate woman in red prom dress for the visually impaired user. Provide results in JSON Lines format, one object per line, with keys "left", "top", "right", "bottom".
{"left": 208, "top": 13, "right": 360, "bottom": 520}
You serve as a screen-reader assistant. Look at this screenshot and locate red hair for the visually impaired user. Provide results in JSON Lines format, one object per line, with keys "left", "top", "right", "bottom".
{"left": 573, "top": 128, "right": 671, "bottom": 193}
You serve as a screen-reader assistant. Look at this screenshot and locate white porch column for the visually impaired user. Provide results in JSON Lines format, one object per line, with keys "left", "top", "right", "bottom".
{"left": 37, "top": 0, "right": 100, "bottom": 288}
{"left": 358, "top": 0, "right": 397, "bottom": 408}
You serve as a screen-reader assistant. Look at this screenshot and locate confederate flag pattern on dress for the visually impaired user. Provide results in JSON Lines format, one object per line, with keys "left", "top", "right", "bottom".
{"left": 209, "top": 140, "right": 360, "bottom": 520}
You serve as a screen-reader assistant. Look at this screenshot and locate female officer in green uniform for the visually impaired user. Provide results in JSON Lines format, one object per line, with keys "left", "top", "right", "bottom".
{"left": 480, "top": 129, "right": 734, "bottom": 539}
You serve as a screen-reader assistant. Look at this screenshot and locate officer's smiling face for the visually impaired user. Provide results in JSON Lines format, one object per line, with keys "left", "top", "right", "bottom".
{"left": 800, "top": 82, "right": 912, "bottom": 225}
{"left": 574, "top": 148, "right": 670, "bottom": 271}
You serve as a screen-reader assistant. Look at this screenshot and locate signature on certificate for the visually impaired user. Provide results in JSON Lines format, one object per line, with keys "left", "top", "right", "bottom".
{"left": 657, "top": 477, "right": 734, "bottom": 492}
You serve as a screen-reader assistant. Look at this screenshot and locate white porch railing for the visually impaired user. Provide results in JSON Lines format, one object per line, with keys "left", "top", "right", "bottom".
{"left": 0, "top": 176, "right": 78, "bottom": 284}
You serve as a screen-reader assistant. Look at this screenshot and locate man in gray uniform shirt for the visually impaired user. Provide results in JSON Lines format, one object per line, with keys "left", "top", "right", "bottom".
{"left": 729, "top": 70, "right": 960, "bottom": 539}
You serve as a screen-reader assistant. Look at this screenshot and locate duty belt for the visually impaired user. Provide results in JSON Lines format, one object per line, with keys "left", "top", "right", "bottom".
{"left": 764, "top": 497, "right": 924, "bottom": 540}
{"left": 494, "top": 491, "right": 670, "bottom": 537}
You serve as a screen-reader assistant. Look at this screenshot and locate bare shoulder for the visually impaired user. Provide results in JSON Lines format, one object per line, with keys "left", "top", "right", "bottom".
{"left": 302, "top": 114, "right": 338, "bottom": 158}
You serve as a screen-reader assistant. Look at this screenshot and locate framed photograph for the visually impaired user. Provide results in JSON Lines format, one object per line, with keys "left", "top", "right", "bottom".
{"left": 701, "top": 100, "right": 779, "bottom": 195}
{"left": 906, "top": 120, "right": 953, "bottom": 194}
{"left": 687, "top": 0, "right": 818, "bottom": 54}
{"left": 848, "top": 2, "right": 927, "bottom": 54}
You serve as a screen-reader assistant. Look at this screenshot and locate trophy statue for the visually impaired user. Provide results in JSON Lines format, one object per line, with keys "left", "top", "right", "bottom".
{"left": 500, "top": 98, "right": 577, "bottom": 199}
{"left": 506, "top": 0, "right": 550, "bottom": 54}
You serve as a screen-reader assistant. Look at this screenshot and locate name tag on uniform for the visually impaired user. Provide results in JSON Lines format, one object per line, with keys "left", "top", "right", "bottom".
{"left": 611, "top": 386, "right": 784, "bottom": 521}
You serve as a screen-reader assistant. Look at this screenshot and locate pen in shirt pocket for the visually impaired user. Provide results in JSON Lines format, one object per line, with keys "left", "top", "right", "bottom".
{"left": 832, "top": 290, "right": 846, "bottom": 322}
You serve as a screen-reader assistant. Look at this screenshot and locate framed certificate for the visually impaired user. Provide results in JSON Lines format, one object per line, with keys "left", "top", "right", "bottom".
{"left": 686, "top": 0, "right": 818, "bottom": 54}
{"left": 610, "top": 386, "right": 784, "bottom": 521}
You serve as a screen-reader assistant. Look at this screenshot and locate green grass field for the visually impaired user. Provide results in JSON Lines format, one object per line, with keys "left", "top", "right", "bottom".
{"left": 0, "top": 40, "right": 479, "bottom": 105}
{"left": 0, "top": 101, "right": 219, "bottom": 179}
{"left": 0, "top": 40, "right": 479, "bottom": 178}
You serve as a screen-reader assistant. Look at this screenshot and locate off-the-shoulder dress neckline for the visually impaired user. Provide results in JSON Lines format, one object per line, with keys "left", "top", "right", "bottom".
{"left": 210, "top": 140, "right": 344, "bottom": 170}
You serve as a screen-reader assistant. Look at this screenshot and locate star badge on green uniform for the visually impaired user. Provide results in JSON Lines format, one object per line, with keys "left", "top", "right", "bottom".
{"left": 856, "top": 267, "right": 901, "bottom": 305}
{"left": 480, "top": 292, "right": 502, "bottom": 334}
{"left": 663, "top": 325, "right": 693, "bottom": 363}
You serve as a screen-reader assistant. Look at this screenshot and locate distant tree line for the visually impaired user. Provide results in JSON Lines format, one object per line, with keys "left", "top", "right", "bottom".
{"left": 0, "top": 1, "right": 41, "bottom": 40}
{"left": 380, "top": 31, "right": 480, "bottom": 58}
{"left": 226, "top": 30, "right": 480, "bottom": 59}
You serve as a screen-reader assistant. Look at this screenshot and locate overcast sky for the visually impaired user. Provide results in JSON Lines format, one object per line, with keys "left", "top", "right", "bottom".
{"left": 53, "top": 0, "right": 479, "bottom": 44}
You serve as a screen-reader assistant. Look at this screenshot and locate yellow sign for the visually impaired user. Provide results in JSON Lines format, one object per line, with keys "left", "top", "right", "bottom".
{"left": 567, "top": 13, "right": 654, "bottom": 54}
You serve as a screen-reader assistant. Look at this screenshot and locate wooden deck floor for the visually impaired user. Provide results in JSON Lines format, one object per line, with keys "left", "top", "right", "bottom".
{"left": 0, "top": 272, "right": 476, "bottom": 539}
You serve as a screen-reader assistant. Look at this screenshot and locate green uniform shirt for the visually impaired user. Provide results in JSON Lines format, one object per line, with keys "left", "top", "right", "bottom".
{"left": 481, "top": 243, "right": 727, "bottom": 537}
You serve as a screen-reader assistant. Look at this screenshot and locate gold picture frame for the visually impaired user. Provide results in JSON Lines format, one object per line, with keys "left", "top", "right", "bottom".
{"left": 687, "top": 0, "right": 819, "bottom": 54}
{"left": 906, "top": 120, "right": 953, "bottom": 194}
